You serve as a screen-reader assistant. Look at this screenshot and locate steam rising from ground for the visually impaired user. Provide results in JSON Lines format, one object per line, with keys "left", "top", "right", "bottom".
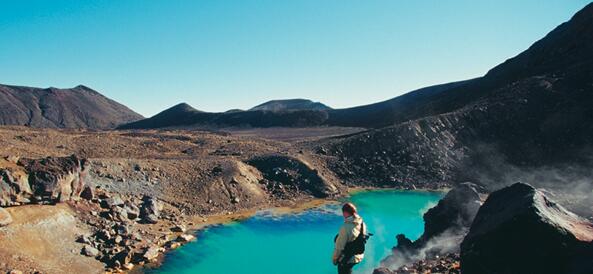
{"left": 381, "top": 228, "right": 465, "bottom": 269}
{"left": 465, "top": 145, "right": 593, "bottom": 218}
{"left": 381, "top": 145, "right": 593, "bottom": 271}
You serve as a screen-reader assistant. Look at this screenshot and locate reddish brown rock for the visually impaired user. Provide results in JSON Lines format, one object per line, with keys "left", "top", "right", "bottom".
{"left": 0, "top": 157, "right": 32, "bottom": 206}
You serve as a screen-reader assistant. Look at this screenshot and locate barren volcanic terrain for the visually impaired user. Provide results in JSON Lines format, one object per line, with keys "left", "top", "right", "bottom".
{"left": 1, "top": 3, "right": 593, "bottom": 274}
{"left": 0, "top": 126, "right": 364, "bottom": 273}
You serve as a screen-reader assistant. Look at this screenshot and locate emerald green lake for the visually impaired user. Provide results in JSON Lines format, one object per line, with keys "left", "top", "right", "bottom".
{"left": 146, "top": 190, "right": 443, "bottom": 274}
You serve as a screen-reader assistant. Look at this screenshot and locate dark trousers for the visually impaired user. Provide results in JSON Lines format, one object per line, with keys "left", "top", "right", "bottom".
{"left": 338, "top": 263, "right": 355, "bottom": 274}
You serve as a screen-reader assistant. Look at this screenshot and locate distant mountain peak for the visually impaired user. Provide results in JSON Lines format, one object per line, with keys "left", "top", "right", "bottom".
{"left": 164, "top": 102, "right": 201, "bottom": 113}
{"left": 74, "top": 84, "right": 93, "bottom": 90}
{"left": 250, "top": 99, "right": 332, "bottom": 112}
{"left": 117, "top": 102, "right": 205, "bottom": 129}
{"left": 0, "top": 83, "right": 143, "bottom": 129}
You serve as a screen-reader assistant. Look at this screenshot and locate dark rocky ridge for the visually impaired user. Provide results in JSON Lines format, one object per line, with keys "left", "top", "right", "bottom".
{"left": 118, "top": 80, "right": 474, "bottom": 130}
{"left": 117, "top": 103, "right": 204, "bottom": 129}
{"left": 118, "top": 103, "right": 329, "bottom": 129}
{"left": 366, "top": 1, "right": 593, "bottom": 131}
{"left": 0, "top": 84, "right": 143, "bottom": 129}
{"left": 250, "top": 99, "right": 332, "bottom": 112}
{"left": 319, "top": 3, "right": 593, "bottom": 189}
{"left": 326, "top": 80, "right": 474, "bottom": 128}
{"left": 461, "top": 183, "right": 593, "bottom": 274}
{"left": 116, "top": 0, "right": 593, "bottom": 131}
{"left": 118, "top": 79, "right": 475, "bottom": 130}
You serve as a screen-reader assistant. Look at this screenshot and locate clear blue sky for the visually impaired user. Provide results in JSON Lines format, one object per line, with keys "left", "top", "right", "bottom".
{"left": 0, "top": 1, "right": 589, "bottom": 117}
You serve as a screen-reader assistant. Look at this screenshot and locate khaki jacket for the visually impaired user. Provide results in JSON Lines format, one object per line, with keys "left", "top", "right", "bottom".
{"left": 332, "top": 214, "right": 365, "bottom": 265}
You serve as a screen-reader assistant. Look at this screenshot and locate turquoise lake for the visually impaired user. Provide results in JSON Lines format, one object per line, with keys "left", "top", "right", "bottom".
{"left": 146, "top": 190, "right": 443, "bottom": 274}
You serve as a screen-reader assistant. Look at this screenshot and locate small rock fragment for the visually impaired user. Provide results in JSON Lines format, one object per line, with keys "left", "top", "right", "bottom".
{"left": 82, "top": 245, "right": 99, "bottom": 257}
{"left": 177, "top": 234, "right": 196, "bottom": 242}
{"left": 143, "top": 246, "right": 160, "bottom": 261}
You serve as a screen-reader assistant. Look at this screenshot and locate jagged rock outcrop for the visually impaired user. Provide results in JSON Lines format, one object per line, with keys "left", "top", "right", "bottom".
{"left": 0, "top": 157, "right": 31, "bottom": 206}
{"left": 460, "top": 183, "right": 593, "bottom": 274}
{"left": 0, "top": 155, "right": 89, "bottom": 206}
{"left": 380, "top": 183, "right": 481, "bottom": 270}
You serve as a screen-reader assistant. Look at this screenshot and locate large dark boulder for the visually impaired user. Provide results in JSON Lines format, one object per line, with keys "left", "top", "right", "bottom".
{"left": 461, "top": 182, "right": 593, "bottom": 274}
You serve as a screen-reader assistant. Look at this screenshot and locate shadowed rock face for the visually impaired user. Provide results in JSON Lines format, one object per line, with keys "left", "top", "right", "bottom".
{"left": 0, "top": 155, "right": 89, "bottom": 206}
{"left": 379, "top": 183, "right": 481, "bottom": 270}
{"left": 461, "top": 183, "right": 593, "bottom": 274}
{"left": 247, "top": 155, "right": 338, "bottom": 199}
{"left": 0, "top": 84, "right": 143, "bottom": 129}
{"left": 420, "top": 182, "right": 481, "bottom": 244}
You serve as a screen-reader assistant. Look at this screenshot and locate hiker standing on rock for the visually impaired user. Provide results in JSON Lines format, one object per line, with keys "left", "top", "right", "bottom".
{"left": 333, "top": 202, "right": 367, "bottom": 274}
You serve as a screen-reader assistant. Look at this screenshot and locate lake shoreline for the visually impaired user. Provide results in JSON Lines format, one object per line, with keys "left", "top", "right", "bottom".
{"left": 135, "top": 187, "right": 448, "bottom": 273}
